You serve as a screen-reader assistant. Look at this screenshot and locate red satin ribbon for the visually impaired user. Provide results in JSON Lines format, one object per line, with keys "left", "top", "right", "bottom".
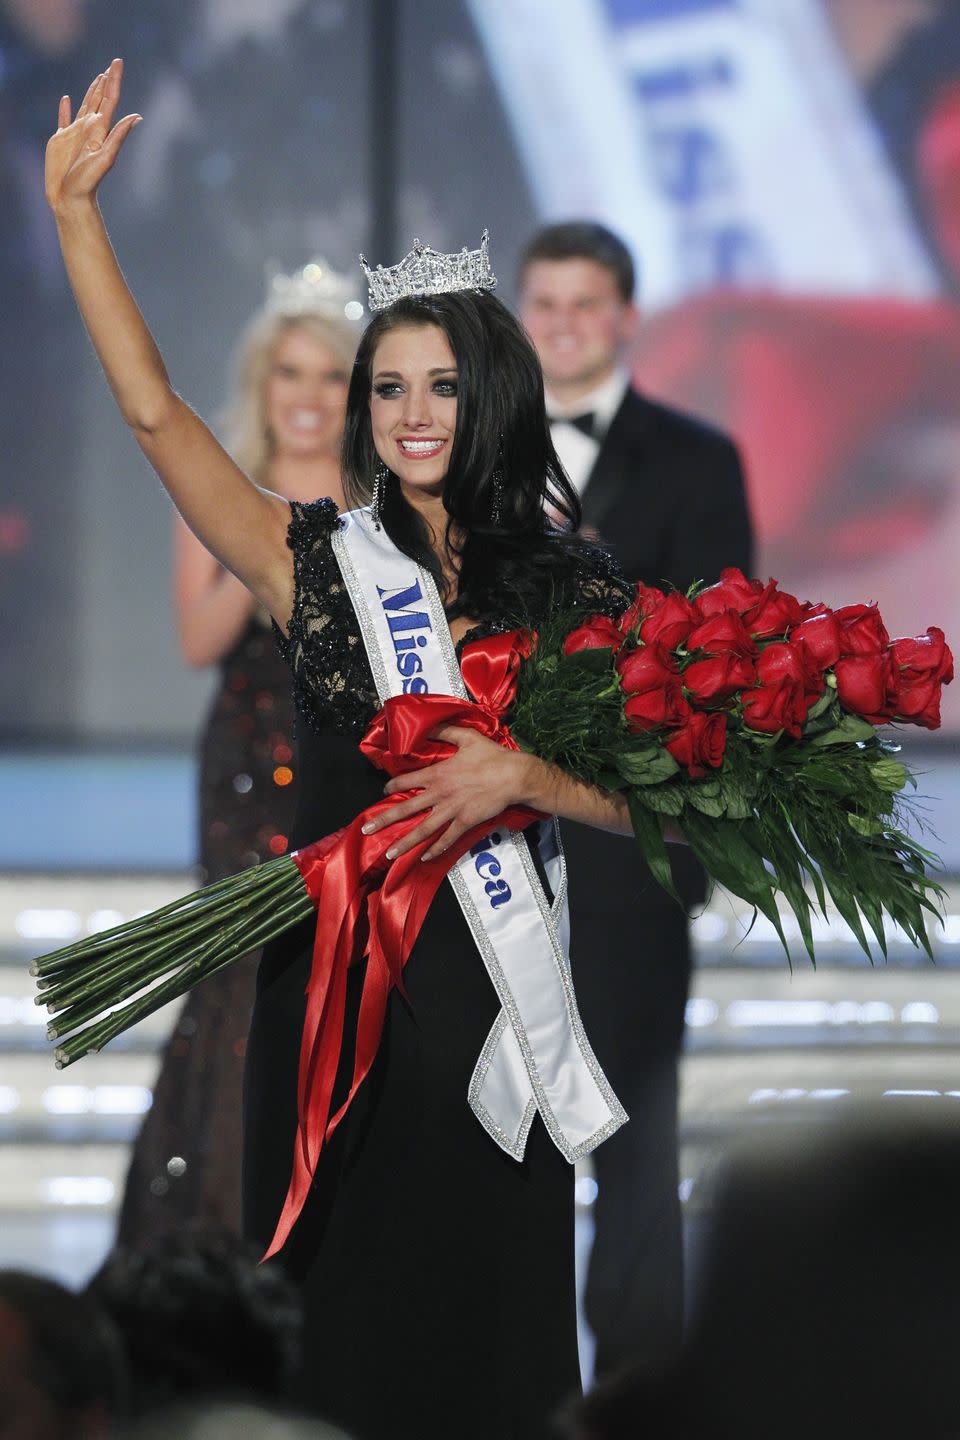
{"left": 263, "top": 629, "right": 539, "bottom": 1259}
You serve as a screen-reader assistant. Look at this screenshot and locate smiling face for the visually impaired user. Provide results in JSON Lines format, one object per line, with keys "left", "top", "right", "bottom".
{"left": 519, "top": 257, "right": 636, "bottom": 398}
{"left": 368, "top": 322, "right": 459, "bottom": 497}
{"left": 264, "top": 324, "right": 350, "bottom": 460}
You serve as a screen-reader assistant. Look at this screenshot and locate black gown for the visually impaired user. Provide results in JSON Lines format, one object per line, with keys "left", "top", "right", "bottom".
{"left": 242, "top": 500, "right": 630, "bottom": 1440}
{"left": 117, "top": 614, "right": 297, "bottom": 1244}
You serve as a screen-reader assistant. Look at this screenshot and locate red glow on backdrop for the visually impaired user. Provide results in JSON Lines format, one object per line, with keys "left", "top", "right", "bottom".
{"left": 0, "top": 511, "right": 30, "bottom": 554}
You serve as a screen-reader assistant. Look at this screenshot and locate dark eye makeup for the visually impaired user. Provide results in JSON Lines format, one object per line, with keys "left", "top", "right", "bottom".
{"left": 372, "top": 378, "right": 458, "bottom": 398}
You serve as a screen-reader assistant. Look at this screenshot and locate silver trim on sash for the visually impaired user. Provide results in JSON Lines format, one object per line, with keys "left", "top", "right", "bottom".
{"left": 331, "top": 506, "right": 627, "bottom": 1160}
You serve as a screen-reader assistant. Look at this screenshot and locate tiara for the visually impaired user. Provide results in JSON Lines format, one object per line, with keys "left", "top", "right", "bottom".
{"left": 359, "top": 230, "right": 497, "bottom": 314}
{"left": 264, "top": 258, "right": 364, "bottom": 322}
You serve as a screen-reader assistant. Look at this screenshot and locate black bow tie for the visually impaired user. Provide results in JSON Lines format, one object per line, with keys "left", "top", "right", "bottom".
{"left": 556, "top": 411, "right": 596, "bottom": 439}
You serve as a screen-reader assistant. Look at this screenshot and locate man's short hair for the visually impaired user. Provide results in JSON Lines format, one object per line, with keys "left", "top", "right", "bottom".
{"left": 519, "top": 221, "right": 636, "bottom": 302}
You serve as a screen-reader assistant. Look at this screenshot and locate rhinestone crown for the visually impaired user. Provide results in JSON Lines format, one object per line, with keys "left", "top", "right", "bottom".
{"left": 265, "top": 258, "right": 363, "bottom": 321}
{"left": 359, "top": 230, "right": 497, "bottom": 314}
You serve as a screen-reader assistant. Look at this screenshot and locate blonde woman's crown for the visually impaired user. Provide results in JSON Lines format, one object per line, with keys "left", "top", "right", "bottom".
{"left": 265, "top": 258, "right": 364, "bottom": 321}
{"left": 359, "top": 231, "right": 497, "bottom": 314}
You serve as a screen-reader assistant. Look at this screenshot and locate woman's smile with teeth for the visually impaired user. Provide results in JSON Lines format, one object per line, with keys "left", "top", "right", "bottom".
{"left": 288, "top": 409, "right": 324, "bottom": 429}
{"left": 398, "top": 437, "right": 447, "bottom": 455}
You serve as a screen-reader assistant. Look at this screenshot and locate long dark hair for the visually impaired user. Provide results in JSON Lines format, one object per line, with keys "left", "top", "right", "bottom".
{"left": 341, "top": 290, "right": 588, "bottom": 622}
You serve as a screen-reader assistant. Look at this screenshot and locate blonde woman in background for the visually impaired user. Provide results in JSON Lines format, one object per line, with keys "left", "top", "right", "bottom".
{"left": 117, "top": 269, "right": 359, "bottom": 1246}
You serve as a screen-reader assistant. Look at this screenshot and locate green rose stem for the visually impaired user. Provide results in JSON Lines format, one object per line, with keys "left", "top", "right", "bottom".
{"left": 51, "top": 888, "right": 314, "bottom": 1068}
{"left": 44, "top": 893, "right": 277, "bottom": 1034}
{"left": 30, "top": 862, "right": 290, "bottom": 979}
{"left": 38, "top": 865, "right": 298, "bottom": 1011}
{"left": 36, "top": 857, "right": 313, "bottom": 1063}
{"left": 48, "top": 886, "right": 307, "bottom": 1040}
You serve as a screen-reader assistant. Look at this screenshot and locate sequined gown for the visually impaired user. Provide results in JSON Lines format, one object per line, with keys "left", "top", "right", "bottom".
{"left": 243, "top": 500, "right": 630, "bottom": 1440}
{"left": 117, "top": 611, "right": 297, "bottom": 1244}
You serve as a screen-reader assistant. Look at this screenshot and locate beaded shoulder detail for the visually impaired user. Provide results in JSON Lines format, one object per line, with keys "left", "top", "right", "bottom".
{"left": 273, "top": 498, "right": 380, "bottom": 741}
{"left": 274, "top": 501, "right": 632, "bottom": 741}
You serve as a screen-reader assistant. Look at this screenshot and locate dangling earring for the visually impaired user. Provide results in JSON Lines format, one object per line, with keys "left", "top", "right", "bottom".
{"left": 371, "top": 461, "right": 388, "bottom": 530}
{"left": 491, "top": 431, "right": 505, "bottom": 525}
{"left": 491, "top": 469, "right": 504, "bottom": 525}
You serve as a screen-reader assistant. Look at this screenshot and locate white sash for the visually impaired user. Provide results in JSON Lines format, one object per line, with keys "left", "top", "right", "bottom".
{"left": 332, "top": 506, "right": 626, "bottom": 1161}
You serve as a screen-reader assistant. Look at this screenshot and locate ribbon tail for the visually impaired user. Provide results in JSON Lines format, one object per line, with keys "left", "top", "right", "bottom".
{"left": 262, "top": 913, "right": 351, "bottom": 1260}
{"left": 327, "top": 845, "right": 452, "bottom": 1134}
{"left": 324, "top": 916, "right": 391, "bottom": 1141}
{"left": 262, "top": 832, "right": 372, "bottom": 1260}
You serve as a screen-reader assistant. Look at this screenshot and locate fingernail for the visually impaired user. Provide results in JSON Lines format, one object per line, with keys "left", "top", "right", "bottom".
{"left": 361, "top": 823, "right": 374, "bottom": 835}
{"left": 421, "top": 853, "right": 432, "bottom": 863}
{"left": 385, "top": 848, "right": 397, "bottom": 861}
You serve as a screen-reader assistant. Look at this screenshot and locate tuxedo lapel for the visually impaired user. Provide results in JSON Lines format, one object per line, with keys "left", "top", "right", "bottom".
{"left": 580, "top": 389, "right": 650, "bottom": 533}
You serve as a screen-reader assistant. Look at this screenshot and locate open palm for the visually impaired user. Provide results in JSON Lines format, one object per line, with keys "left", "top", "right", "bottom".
{"left": 45, "top": 58, "right": 141, "bottom": 213}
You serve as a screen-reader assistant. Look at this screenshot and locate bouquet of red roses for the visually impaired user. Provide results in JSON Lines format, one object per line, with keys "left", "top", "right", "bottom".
{"left": 32, "top": 568, "right": 951, "bottom": 1072}
{"left": 507, "top": 568, "right": 952, "bottom": 961}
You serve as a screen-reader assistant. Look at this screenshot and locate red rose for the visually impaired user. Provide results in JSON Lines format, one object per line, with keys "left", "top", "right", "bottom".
{"left": 639, "top": 592, "right": 698, "bottom": 651}
{"left": 744, "top": 583, "right": 804, "bottom": 639}
{"left": 618, "top": 644, "right": 689, "bottom": 730}
{"left": 695, "top": 567, "right": 763, "bottom": 619}
{"left": 664, "top": 710, "right": 728, "bottom": 778}
{"left": 834, "top": 651, "right": 900, "bottom": 724}
{"left": 563, "top": 615, "right": 622, "bottom": 655}
{"left": 617, "top": 642, "right": 677, "bottom": 694}
{"left": 686, "top": 609, "right": 757, "bottom": 659}
{"left": 684, "top": 653, "right": 758, "bottom": 704}
{"left": 617, "top": 582, "right": 666, "bottom": 636}
{"left": 834, "top": 603, "right": 890, "bottom": 656}
{"left": 624, "top": 683, "right": 690, "bottom": 732}
{"left": 741, "top": 642, "right": 820, "bottom": 738}
{"left": 891, "top": 627, "right": 953, "bottom": 677}
{"left": 684, "top": 610, "right": 758, "bottom": 702}
{"left": 891, "top": 627, "right": 954, "bottom": 729}
{"left": 790, "top": 612, "right": 842, "bottom": 670}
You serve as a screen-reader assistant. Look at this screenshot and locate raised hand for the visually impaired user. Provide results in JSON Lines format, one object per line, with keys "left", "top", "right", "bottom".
{"left": 45, "top": 58, "right": 141, "bottom": 216}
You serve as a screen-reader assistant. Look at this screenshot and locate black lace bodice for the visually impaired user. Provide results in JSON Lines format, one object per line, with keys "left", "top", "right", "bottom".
{"left": 274, "top": 498, "right": 632, "bottom": 740}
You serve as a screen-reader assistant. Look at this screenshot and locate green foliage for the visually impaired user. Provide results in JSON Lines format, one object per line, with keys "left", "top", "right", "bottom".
{"left": 809, "top": 714, "right": 877, "bottom": 747}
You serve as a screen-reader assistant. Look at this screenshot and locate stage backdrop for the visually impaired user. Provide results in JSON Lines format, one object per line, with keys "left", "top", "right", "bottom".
{"left": 1, "top": 0, "right": 958, "bottom": 741}
{"left": 471, "top": 0, "right": 960, "bottom": 729}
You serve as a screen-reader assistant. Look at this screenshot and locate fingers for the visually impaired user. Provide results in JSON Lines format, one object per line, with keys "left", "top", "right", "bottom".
{"left": 76, "top": 71, "right": 106, "bottom": 121}
{"left": 421, "top": 821, "right": 463, "bottom": 864}
{"left": 383, "top": 771, "right": 431, "bottom": 796}
{"left": 79, "top": 106, "right": 139, "bottom": 171}
{"left": 101, "top": 112, "right": 142, "bottom": 162}
{"left": 361, "top": 792, "right": 435, "bottom": 836}
{"left": 385, "top": 812, "right": 454, "bottom": 862}
{"left": 98, "top": 58, "right": 124, "bottom": 131}
{"left": 58, "top": 96, "right": 71, "bottom": 129}
{"left": 430, "top": 724, "right": 467, "bottom": 747}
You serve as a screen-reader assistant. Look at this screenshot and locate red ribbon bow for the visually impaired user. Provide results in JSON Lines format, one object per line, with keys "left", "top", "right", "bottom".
{"left": 264, "top": 629, "right": 539, "bottom": 1258}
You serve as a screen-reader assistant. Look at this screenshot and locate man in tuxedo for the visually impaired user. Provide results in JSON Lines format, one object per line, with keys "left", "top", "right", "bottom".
{"left": 519, "top": 222, "right": 754, "bottom": 1378}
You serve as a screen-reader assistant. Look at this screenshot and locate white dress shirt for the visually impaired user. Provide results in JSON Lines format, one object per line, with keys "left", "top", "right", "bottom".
{"left": 546, "top": 368, "right": 631, "bottom": 497}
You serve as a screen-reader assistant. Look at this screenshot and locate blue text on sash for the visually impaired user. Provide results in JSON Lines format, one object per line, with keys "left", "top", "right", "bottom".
{"left": 470, "top": 832, "right": 513, "bottom": 910}
{"left": 376, "top": 577, "right": 432, "bottom": 695}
